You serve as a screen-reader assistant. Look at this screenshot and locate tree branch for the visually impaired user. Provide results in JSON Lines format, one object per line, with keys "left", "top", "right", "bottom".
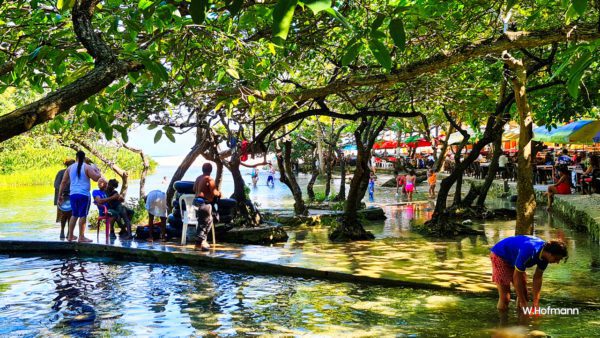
{"left": 212, "top": 23, "right": 600, "bottom": 102}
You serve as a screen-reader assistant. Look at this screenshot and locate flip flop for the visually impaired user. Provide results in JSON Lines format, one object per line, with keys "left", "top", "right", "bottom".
{"left": 78, "top": 237, "right": 93, "bottom": 243}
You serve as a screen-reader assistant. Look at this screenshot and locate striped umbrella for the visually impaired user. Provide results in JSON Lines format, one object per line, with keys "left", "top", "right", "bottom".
{"left": 533, "top": 120, "right": 600, "bottom": 144}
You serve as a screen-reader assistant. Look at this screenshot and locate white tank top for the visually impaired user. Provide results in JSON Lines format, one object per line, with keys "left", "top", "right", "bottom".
{"left": 69, "top": 163, "right": 91, "bottom": 196}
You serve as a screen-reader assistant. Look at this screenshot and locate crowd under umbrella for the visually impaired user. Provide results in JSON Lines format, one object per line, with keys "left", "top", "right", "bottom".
{"left": 533, "top": 120, "right": 600, "bottom": 145}
{"left": 403, "top": 135, "right": 432, "bottom": 148}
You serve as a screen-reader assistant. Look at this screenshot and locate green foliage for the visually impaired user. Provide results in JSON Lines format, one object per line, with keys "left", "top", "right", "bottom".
{"left": 190, "top": 0, "right": 209, "bottom": 25}
{"left": 0, "top": 134, "right": 156, "bottom": 186}
{"left": 126, "top": 197, "right": 149, "bottom": 225}
{"left": 313, "top": 191, "right": 331, "bottom": 202}
{"left": 273, "top": 0, "right": 299, "bottom": 45}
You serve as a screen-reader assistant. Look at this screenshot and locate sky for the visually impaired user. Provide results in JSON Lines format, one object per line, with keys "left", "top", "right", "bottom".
{"left": 127, "top": 125, "right": 197, "bottom": 157}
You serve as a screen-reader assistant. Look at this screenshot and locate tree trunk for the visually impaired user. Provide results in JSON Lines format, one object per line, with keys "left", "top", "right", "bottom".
{"left": 228, "top": 155, "right": 262, "bottom": 227}
{"left": 476, "top": 130, "right": 504, "bottom": 207}
{"left": 215, "top": 160, "right": 224, "bottom": 191}
{"left": 317, "top": 137, "right": 325, "bottom": 174}
{"left": 75, "top": 140, "right": 129, "bottom": 197}
{"left": 166, "top": 143, "right": 204, "bottom": 212}
{"left": 307, "top": 153, "right": 319, "bottom": 201}
{"left": 504, "top": 53, "right": 535, "bottom": 235}
{"left": 434, "top": 125, "right": 454, "bottom": 172}
{"left": 121, "top": 142, "right": 149, "bottom": 200}
{"left": 0, "top": 1, "right": 141, "bottom": 143}
{"left": 277, "top": 140, "right": 308, "bottom": 216}
{"left": 333, "top": 149, "right": 346, "bottom": 201}
{"left": 330, "top": 116, "right": 386, "bottom": 242}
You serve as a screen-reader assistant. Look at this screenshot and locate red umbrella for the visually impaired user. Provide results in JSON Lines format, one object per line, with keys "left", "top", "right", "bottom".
{"left": 406, "top": 138, "right": 432, "bottom": 148}
{"left": 382, "top": 140, "right": 398, "bottom": 149}
{"left": 373, "top": 141, "right": 385, "bottom": 149}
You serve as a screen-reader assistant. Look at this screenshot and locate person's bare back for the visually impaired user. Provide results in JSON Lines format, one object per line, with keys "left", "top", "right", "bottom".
{"left": 194, "top": 175, "right": 220, "bottom": 203}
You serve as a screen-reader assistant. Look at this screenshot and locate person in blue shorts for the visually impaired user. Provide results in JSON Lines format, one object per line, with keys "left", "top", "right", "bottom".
{"left": 490, "top": 235, "right": 568, "bottom": 312}
{"left": 266, "top": 162, "right": 275, "bottom": 187}
{"left": 58, "top": 151, "right": 102, "bottom": 242}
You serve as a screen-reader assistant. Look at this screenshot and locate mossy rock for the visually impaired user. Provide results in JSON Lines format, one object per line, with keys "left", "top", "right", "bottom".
{"left": 220, "top": 223, "right": 288, "bottom": 244}
{"left": 277, "top": 215, "right": 323, "bottom": 227}
{"left": 357, "top": 207, "right": 386, "bottom": 220}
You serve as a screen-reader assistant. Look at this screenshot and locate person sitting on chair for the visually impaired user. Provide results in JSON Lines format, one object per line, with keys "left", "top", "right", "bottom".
{"left": 106, "top": 179, "right": 134, "bottom": 239}
{"left": 92, "top": 178, "right": 121, "bottom": 238}
{"left": 193, "top": 163, "right": 221, "bottom": 251}
{"left": 546, "top": 165, "right": 571, "bottom": 211}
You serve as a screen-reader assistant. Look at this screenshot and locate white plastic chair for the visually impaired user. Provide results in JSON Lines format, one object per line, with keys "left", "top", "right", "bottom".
{"left": 179, "top": 194, "right": 217, "bottom": 247}
{"left": 179, "top": 194, "right": 198, "bottom": 245}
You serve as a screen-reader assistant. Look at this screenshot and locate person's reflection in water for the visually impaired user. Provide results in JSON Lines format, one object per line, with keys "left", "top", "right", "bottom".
{"left": 51, "top": 260, "right": 98, "bottom": 336}
{"left": 433, "top": 246, "right": 448, "bottom": 262}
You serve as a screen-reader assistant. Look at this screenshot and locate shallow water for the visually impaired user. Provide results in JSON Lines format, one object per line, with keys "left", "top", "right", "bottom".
{"left": 1, "top": 256, "right": 599, "bottom": 337}
{"left": 1, "top": 164, "right": 600, "bottom": 336}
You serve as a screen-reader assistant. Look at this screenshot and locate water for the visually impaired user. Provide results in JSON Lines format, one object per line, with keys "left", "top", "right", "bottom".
{"left": 2, "top": 160, "right": 600, "bottom": 336}
{"left": 1, "top": 256, "right": 599, "bottom": 337}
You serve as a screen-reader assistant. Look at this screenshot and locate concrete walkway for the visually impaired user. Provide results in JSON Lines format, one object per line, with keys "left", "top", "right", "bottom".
{"left": 458, "top": 174, "right": 600, "bottom": 241}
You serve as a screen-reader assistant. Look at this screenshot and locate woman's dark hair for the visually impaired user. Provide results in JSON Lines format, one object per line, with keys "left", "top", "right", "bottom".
{"left": 545, "top": 240, "right": 568, "bottom": 261}
{"left": 590, "top": 155, "right": 599, "bottom": 169}
{"left": 409, "top": 170, "right": 416, "bottom": 175}
{"left": 76, "top": 151, "right": 85, "bottom": 178}
{"left": 558, "top": 164, "right": 569, "bottom": 175}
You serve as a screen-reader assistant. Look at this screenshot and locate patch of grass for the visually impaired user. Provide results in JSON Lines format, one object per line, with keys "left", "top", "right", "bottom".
{"left": 0, "top": 134, "right": 156, "bottom": 186}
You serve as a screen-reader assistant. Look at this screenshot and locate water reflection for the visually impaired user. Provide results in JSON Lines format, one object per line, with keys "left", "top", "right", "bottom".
{"left": 2, "top": 256, "right": 599, "bottom": 337}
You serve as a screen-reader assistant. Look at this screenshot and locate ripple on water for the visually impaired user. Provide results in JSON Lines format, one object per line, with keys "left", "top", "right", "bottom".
{"left": 1, "top": 254, "right": 600, "bottom": 337}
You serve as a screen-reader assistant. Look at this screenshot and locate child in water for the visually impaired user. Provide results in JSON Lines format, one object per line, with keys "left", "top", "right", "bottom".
{"left": 405, "top": 170, "right": 416, "bottom": 202}
{"left": 427, "top": 169, "right": 437, "bottom": 198}
{"left": 368, "top": 171, "right": 376, "bottom": 201}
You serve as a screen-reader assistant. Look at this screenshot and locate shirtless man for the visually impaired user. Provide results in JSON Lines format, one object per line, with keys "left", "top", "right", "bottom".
{"left": 193, "top": 163, "right": 222, "bottom": 251}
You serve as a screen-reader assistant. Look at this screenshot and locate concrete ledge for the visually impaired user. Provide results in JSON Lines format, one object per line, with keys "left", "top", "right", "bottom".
{"left": 546, "top": 194, "right": 600, "bottom": 241}
{"left": 0, "top": 239, "right": 487, "bottom": 296}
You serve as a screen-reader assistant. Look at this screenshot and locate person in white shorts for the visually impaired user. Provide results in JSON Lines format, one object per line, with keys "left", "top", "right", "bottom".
{"left": 146, "top": 190, "right": 167, "bottom": 242}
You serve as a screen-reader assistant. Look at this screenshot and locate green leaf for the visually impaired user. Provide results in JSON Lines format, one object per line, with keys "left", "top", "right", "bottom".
{"left": 324, "top": 8, "right": 352, "bottom": 29}
{"left": 57, "top": 0, "right": 75, "bottom": 10}
{"left": 341, "top": 42, "right": 363, "bottom": 67}
{"left": 226, "top": 0, "right": 243, "bottom": 17}
{"left": 371, "top": 13, "right": 385, "bottom": 31}
{"left": 138, "top": 0, "right": 154, "bottom": 10}
{"left": 259, "top": 78, "right": 270, "bottom": 91}
{"left": 154, "top": 130, "right": 163, "bottom": 143}
{"left": 572, "top": 0, "right": 587, "bottom": 16}
{"left": 506, "top": 0, "right": 517, "bottom": 11}
{"left": 164, "top": 128, "right": 176, "bottom": 143}
{"left": 226, "top": 68, "right": 240, "bottom": 79}
{"left": 190, "top": 0, "right": 208, "bottom": 24}
{"left": 140, "top": 59, "right": 169, "bottom": 84}
{"left": 389, "top": 18, "right": 406, "bottom": 51}
{"left": 368, "top": 39, "right": 392, "bottom": 71}
{"left": 273, "top": 0, "right": 298, "bottom": 45}
{"left": 566, "top": 50, "right": 593, "bottom": 98}
{"left": 147, "top": 123, "right": 158, "bottom": 130}
{"left": 302, "top": 0, "right": 330, "bottom": 14}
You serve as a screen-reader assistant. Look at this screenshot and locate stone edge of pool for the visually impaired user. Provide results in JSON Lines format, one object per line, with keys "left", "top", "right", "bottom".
{"left": 0, "top": 239, "right": 493, "bottom": 297}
